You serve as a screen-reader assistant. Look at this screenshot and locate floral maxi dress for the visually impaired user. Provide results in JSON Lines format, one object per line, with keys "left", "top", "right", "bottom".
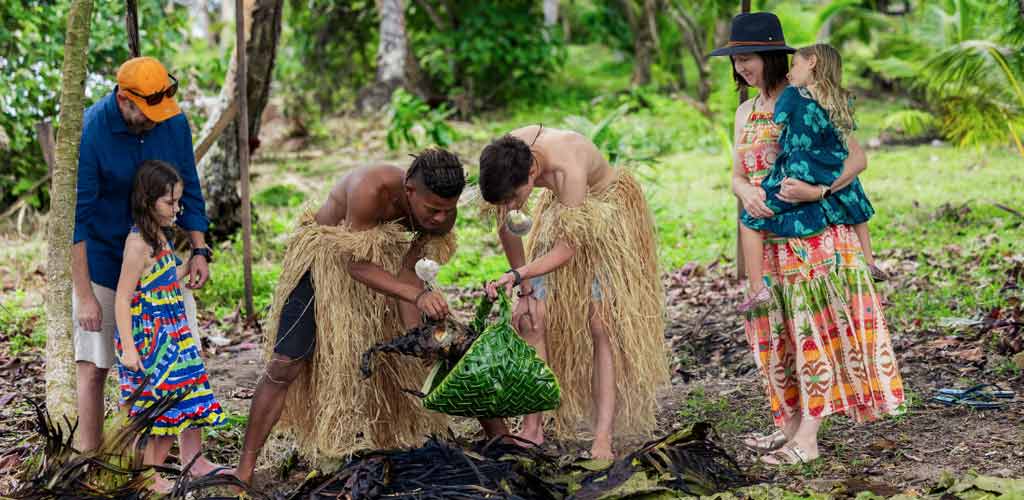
{"left": 737, "top": 109, "right": 905, "bottom": 426}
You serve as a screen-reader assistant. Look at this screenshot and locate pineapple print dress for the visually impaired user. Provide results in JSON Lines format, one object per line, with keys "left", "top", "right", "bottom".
{"left": 737, "top": 108, "right": 904, "bottom": 427}
{"left": 115, "top": 229, "right": 224, "bottom": 436}
{"left": 741, "top": 86, "right": 875, "bottom": 237}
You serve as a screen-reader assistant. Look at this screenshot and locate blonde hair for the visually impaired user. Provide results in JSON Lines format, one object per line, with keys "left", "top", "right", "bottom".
{"left": 796, "top": 44, "right": 855, "bottom": 138}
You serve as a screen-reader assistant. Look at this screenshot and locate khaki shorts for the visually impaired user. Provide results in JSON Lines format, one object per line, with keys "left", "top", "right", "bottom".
{"left": 73, "top": 282, "right": 201, "bottom": 369}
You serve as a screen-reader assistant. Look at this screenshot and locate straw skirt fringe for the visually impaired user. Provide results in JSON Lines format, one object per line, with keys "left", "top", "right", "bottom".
{"left": 264, "top": 212, "right": 454, "bottom": 461}
{"left": 524, "top": 171, "right": 670, "bottom": 438}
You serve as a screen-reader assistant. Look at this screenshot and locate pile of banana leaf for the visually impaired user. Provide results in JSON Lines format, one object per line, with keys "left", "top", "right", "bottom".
{"left": 279, "top": 422, "right": 746, "bottom": 500}
{"left": 9, "top": 393, "right": 745, "bottom": 499}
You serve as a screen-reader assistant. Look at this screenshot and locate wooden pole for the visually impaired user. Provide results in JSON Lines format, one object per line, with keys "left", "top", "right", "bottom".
{"left": 735, "top": 0, "right": 751, "bottom": 280}
{"left": 235, "top": 0, "right": 254, "bottom": 320}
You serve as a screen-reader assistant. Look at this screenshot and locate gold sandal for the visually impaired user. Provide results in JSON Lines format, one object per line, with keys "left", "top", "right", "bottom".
{"left": 741, "top": 430, "right": 787, "bottom": 451}
{"left": 759, "top": 444, "right": 816, "bottom": 465}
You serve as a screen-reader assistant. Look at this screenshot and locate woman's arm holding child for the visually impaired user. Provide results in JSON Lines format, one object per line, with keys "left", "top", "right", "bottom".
{"left": 114, "top": 235, "right": 151, "bottom": 372}
{"left": 778, "top": 136, "right": 867, "bottom": 203}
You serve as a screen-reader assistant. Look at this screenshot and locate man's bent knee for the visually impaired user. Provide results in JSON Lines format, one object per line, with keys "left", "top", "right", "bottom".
{"left": 262, "top": 355, "right": 306, "bottom": 386}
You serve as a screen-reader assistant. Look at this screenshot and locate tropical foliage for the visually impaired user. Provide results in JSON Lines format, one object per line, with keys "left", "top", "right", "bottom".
{"left": 1, "top": 0, "right": 1022, "bottom": 217}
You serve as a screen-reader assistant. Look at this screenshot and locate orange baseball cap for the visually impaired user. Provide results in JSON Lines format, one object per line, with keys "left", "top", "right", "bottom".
{"left": 116, "top": 57, "right": 181, "bottom": 123}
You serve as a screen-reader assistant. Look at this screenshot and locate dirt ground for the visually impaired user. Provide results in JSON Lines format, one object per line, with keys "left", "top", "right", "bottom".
{"left": 2, "top": 258, "right": 1023, "bottom": 498}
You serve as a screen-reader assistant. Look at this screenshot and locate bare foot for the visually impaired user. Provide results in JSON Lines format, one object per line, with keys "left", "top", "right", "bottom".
{"left": 185, "top": 456, "right": 227, "bottom": 477}
{"left": 513, "top": 428, "right": 544, "bottom": 448}
{"left": 149, "top": 473, "right": 174, "bottom": 494}
{"left": 589, "top": 435, "right": 614, "bottom": 460}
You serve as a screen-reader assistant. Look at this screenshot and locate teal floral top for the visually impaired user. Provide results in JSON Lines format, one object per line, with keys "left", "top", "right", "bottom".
{"left": 741, "top": 86, "right": 874, "bottom": 237}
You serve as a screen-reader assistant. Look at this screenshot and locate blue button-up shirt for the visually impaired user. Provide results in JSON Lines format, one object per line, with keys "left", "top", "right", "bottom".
{"left": 73, "top": 90, "right": 208, "bottom": 290}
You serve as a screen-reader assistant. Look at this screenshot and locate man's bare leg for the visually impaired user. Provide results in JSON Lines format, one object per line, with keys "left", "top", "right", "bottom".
{"left": 514, "top": 302, "right": 548, "bottom": 445}
{"left": 76, "top": 361, "right": 108, "bottom": 452}
{"left": 589, "top": 304, "right": 615, "bottom": 460}
{"left": 235, "top": 355, "right": 306, "bottom": 485}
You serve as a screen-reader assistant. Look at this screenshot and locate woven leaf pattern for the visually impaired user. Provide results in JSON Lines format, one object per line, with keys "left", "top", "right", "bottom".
{"left": 423, "top": 290, "right": 561, "bottom": 418}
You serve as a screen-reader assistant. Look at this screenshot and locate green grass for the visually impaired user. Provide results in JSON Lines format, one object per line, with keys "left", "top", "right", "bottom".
{"left": 0, "top": 290, "right": 45, "bottom": 355}
{"left": 676, "top": 387, "right": 763, "bottom": 435}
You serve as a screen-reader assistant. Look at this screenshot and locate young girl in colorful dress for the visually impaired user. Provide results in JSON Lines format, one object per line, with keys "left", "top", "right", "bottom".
{"left": 114, "top": 160, "right": 225, "bottom": 491}
{"left": 738, "top": 43, "right": 885, "bottom": 312}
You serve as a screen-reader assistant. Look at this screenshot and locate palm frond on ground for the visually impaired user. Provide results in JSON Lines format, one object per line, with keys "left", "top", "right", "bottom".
{"left": 9, "top": 389, "right": 256, "bottom": 500}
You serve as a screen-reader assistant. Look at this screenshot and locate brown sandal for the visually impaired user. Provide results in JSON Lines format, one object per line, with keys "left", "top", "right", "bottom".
{"left": 868, "top": 264, "right": 890, "bottom": 282}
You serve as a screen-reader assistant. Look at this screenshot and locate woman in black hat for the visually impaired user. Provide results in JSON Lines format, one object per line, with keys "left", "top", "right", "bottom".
{"left": 713, "top": 12, "right": 905, "bottom": 466}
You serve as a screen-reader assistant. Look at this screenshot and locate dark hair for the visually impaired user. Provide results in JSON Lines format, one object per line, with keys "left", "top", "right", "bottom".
{"left": 131, "top": 160, "right": 181, "bottom": 257}
{"left": 478, "top": 135, "right": 533, "bottom": 204}
{"left": 732, "top": 51, "right": 790, "bottom": 97}
{"left": 407, "top": 148, "right": 466, "bottom": 199}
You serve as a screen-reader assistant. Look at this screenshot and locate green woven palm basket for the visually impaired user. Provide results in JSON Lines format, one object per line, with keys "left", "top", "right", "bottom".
{"left": 421, "top": 290, "right": 561, "bottom": 418}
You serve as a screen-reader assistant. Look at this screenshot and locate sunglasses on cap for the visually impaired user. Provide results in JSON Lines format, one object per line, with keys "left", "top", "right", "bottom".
{"left": 124, "top": 74, "right": 178, "bottom": 106}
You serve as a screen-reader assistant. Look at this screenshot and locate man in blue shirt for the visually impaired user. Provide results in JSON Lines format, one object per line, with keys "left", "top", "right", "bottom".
{"left": 72, "top": 57, "right": 219, "bottom": 473}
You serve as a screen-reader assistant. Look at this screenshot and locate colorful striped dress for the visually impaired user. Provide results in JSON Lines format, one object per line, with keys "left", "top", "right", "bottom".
{"left": 738, "top": 109, "right": 905, "bottom": 426}
{"left": 115, "top": 231, "right": 224, "bottom": 435}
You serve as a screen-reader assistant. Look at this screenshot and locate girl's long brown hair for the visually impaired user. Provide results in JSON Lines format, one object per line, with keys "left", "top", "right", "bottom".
{"left": 796, "top": 44, "right": 856, "bottom": 138}
{"left": 131, "top": 160, "right": 181, "bottom": 257}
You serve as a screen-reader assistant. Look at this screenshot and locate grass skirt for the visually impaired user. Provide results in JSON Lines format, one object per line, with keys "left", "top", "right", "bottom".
{"left": 264, "top": 212, "right": 454, "bottom": 460}
{"left": 524, "top": 171, "right": 670, "bottom": 437}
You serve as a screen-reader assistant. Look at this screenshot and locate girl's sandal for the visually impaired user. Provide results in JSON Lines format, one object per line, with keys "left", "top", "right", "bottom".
{"left": 759, "top": 444, "right": 815, "bottom": 466}
{"left": 742, "top": 430, "right": 787, "bottom": 451}
{"left": 738, "top": 287, "right": 772, "bottom": 313}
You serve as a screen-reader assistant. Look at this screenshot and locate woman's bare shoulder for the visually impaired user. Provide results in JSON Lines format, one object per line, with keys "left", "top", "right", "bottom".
{"left": 736, "top": 97, "right": 756, "bottom": 118}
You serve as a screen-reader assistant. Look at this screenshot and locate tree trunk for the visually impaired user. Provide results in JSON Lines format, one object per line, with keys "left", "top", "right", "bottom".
{"left": 666, "top": 3, "right": 711, "bottom": 110}
{"left": 543, "top": 0, "right": 558, "bottom": 26}
{"left": 47, "top": 0, "right": 93, "bottom": 423}
{"left": 622, "top": 0, "right": 655, "bottom": 86}
{"left": 191, "top": 0, "right": 216, "bottom": 45}
{"left": 357, "top": 0, "right": 407, "bottom": 113}
{"left": 200, "top": 0, "right": 283, "bottom": 241}
{"left": 219, "top": 0, "right": 234, "bottom": 48}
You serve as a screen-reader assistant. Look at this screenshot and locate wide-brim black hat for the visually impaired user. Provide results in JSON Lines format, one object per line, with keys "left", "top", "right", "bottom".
{"left": 710, "top": 12, "right": 796, "bottom": 57}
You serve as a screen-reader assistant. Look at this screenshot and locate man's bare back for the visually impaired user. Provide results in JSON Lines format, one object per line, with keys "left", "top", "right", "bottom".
{"left": 314, "top": 165, "right": 408, "bottom": 229}
{"left": 509, "top": 125, "right": 615, "bottom": 195}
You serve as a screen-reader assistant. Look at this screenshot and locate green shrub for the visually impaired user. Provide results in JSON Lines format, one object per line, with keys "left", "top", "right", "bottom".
{"left": 386, "top": 89, "right": 457, "bottom": 150}
{"left": 408, "top": 1, "right": 566, "bottom": 113}
{"left": 0, "top": 0, "right": 212, "bottom": 213}
{"left": 0, "top": 291, "right": 45, "bottom": 355}
{"left": 255, "top": 184, "right": 306, "bottom": 208}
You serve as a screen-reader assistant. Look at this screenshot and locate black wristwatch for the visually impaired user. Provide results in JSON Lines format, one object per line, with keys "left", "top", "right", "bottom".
{"left": 507, "top": 268, "right": 522, "bottom": 287}
{"left": 191, "top": 246, "right": 214, "bottom": 263}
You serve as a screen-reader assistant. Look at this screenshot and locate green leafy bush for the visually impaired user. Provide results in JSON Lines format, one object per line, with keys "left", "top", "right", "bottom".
{"left": 408, "top": 1, "right": 566, "bottom": 113}
{"left": 273, "top": 0, "right": 376, "bottom": 131}
{"left": 386, "top": 89, "right": 456, "bottom": 150}
{"left": 0, "top": 0, "right": 214, "bottom": 212}
{"left": 0, "top": 291, "right": 45, "bottom": 355}
{"left": 255, "top": 184, "right": 306, "bottom": 208}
